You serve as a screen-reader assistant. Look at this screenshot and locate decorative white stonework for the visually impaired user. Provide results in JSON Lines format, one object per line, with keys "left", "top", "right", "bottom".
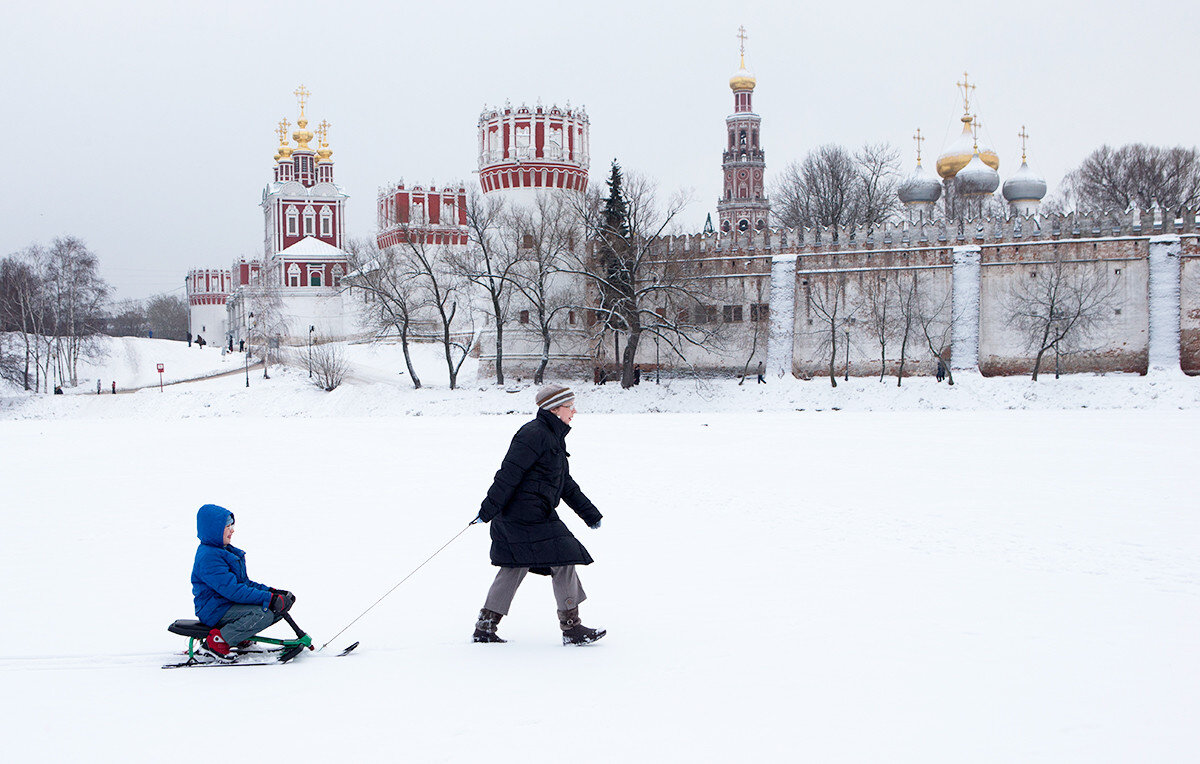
{"left": 1148, "top": 234, "right": 1183, "bottom": 374}
{"left": 951, "top": 245, "right": 981, "bottom": 372}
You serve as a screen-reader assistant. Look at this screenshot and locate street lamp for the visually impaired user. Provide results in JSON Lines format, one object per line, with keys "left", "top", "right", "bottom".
{"left": 245, "top": 311, "right": 254, "bottom": 388}
{"left": 844, "top": 329, "right": 850, "bottom": 382}
{"left": 308, "top": 325, "right": 315, "bottom": 378}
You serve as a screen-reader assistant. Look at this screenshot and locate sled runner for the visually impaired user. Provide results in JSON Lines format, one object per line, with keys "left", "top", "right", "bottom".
{"left": 162, "top": 612, "right": 315, "bottom": 669}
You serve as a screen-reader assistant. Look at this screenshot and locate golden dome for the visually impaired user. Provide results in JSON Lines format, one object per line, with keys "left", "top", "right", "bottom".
{"left": 292, "top": 117, "right": 314, "bottom": 151}
{"left": 936, "top": 116, "right": 999, "bottom": 179}
{"left": 274, "top": 118, "right": 293, "bottom": 163}
{"left": 316, "top": 119, "right": 333, "bottom": 164}
{"left": 729, "top": 66, "right": 756, "bottom": 91}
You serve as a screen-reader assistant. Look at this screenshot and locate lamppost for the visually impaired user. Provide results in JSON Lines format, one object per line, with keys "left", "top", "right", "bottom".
{"left": 844, "top": 329, "right": 850, "bottom": 382}
{"left": 308, "top": 325, "right": 315, "bottom": 378}
{"left": 245, "top": 311, "right": 254, "bottom": 388}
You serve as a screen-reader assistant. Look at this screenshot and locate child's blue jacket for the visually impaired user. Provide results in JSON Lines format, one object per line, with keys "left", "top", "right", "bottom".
{"left": 191, "top": 504, "right": 271, "bottom": 626}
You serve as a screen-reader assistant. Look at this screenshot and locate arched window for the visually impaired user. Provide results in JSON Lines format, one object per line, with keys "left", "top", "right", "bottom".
{"left": 310, "top": 271, "right": 322, "bottom": 287}
{"left": 288, "top": 263, "right": 301, "bottom": 287}
{"left": 303, "top": 206, "right": 316, "bottom": 236}
{"left": 331, "top": 264, "right": 344, "bottom": 287}
{"left": 286, "top": 206, "right": 299, "bottom": 236}
{"left": 320, "top": 207, "right": 333, "bottom": 237}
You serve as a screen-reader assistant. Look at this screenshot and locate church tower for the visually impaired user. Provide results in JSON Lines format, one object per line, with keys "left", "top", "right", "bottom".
{"left": 262, "top": 85, "right": 348, "bottom": 260}
{"left": 717, "top": 27, "right": 769, "bottom": 233}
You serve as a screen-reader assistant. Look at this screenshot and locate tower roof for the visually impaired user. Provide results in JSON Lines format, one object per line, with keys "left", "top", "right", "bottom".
{"left": 936, "top": 74, "right": 998, "bottom": 179}
{"left": 729, "top": 25, "right": 756, "bottom": 91}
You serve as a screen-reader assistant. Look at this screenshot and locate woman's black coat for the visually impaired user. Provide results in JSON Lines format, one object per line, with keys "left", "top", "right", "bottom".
{"left": 478, "top": 408, "right": 602, "bottom": 572}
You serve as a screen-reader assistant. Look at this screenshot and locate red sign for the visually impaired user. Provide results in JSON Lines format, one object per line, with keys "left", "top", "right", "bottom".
{"left": 157, "top": 363, "right": 164, "bottom": 373}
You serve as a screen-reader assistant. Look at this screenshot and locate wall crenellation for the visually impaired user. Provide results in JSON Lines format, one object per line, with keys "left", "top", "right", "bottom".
{"left": 675, "top": 210, "right": 1199, "bottom": 257}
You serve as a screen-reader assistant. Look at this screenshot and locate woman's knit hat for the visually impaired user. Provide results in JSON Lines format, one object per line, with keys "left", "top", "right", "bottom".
{"left": 535, "top": 384, "right": 575, "bottom": 410}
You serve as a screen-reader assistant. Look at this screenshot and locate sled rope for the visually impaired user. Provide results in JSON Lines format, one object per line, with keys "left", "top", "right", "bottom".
{"left": 319, "top": 523, "right": 473, "bottom": 651}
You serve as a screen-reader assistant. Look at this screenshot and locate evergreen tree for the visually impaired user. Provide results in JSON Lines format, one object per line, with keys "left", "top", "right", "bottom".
{"left": 597, "top": 160, "right": 633, "bottom": 338}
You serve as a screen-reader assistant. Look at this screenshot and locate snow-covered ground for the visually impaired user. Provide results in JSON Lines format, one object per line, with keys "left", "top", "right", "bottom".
{"left": 2, "top": 335, "right": 1199, "bottom": 418}
{"left": 0, "top": 338, "right": 1198, "bottom": 761}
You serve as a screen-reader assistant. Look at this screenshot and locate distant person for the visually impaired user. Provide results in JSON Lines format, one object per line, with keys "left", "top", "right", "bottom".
{"left": 196, "top": 335, "right": 205, "bottom": 348}
{"left": 148, "top": 330, "right": 154, "bottom": 339}
{"left": 228, "top": 337, "right": 233, "bottom": 352}
{"left": 936, "top": 359, "right": 946, "bottom": 382}
{"left": 756, "top": 361, "right": 766, "bottom": 384}
{"left": 187, "top": 332, "right": 192, "bottom": 347}
{"left": 470, "top": 384, "right": 605, "bottom": 646}
{"left": 633, "top": 365, "right": 641, "bottom": 385}
{"left": 53, "top": 385, "right": 63, "bottom": 395}
{"left": 97, "top": 379, "right": 101, "bottom": 395}
{"left": 111, "top": 381, "right": 116, "bottom": 394}
{"left": 239, "top": 340, "right": 245, "bottom": 353}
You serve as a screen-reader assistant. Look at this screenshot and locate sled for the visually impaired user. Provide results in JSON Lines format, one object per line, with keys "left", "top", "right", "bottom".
{"left": 164, "top": 611, "right": 313, "bottom": 668}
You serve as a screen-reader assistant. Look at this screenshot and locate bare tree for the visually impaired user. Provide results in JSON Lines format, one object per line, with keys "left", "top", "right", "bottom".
{"left": 1005, "top": 254, "right": 1119, "bottom": 381}
{"left": 891, "top": 271, "right": 920, "bottom": 386}
{"left": 45, "top": 236, "right": 109, "bottom": 387}
{"left": 1, "top": 239, "right": 108, "bottom": 391}
{"left": 344, "top": 236, "right": 422, "bottom": 389}
{"left": 1056, "top": 143, "right": 1200, "bottom": 213}
{"left": 862, "top": 271, "right": 892, "bottom": 382}
{"left": 0, "top": 253, "right": 43, "bottom": 390}
{"left": 506, "top": 193, "right": 579, "bottom": 384}
{"left": 401, "top": 235, "right": 473, "bottom": 389}
{"left": 451, "top": 192, "right": 520, "bottom": 384}
{"left": 913, "top": 275, "right": 956, "bottom": 385}
{"left": 311, "top": 340, "right": 348, "bottom": 391}
{"left": 738, "top": 279, "right": 769, "bottom": 385}
{"left": 246, "top": 253, "right": 287, "bottom": 380}
{"left": 804, "top": 273, "right": 863, "bottom": 387}
{"left": 145, "top": 293, "right": 188, "bottom": 340}
{"left": 853, "top": 143, "right": 903, "bottom": 227}
{"left": 568, "top": 162, "right": 712, "bottom": 388}
{"left": 107, "top": 299, "right": 149, "bottom": 337}
{"left": 773, "top": 143, "right": 902, "bottom": 231}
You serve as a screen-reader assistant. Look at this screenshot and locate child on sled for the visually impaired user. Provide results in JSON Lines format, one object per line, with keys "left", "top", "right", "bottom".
{"left": 191, "top": 504, "right": 295, "bottom": 662}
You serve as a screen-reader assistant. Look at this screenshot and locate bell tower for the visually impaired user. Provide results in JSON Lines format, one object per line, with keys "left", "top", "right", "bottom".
{"left": 717, "top": 26, "right": 769, "bottom": 233}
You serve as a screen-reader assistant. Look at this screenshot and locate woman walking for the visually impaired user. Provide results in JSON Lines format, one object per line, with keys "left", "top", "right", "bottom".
{"left": 471, "top": 384, "right": 605, "bottom": 646}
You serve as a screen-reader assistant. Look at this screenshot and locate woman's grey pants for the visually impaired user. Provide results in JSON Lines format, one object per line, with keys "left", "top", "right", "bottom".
{"left": 483, "top": 565, "right": 587, "bottom": 615}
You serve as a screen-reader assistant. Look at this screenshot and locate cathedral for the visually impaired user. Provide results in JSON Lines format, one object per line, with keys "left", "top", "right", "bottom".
{"left": 186, "top": 32, "right": 1199, "bottom": 378}
{"left": 186, "top": 86, "right": 363, "bottom": 350}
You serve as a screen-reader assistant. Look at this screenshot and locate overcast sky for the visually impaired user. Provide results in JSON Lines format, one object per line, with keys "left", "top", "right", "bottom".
{"left": 3, "top": 0, "right": 1196, "bottom": 301}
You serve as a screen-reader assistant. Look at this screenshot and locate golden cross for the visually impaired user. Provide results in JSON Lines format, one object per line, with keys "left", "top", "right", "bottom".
{"left": 318, "top": 119, "right": 330, "bottom": 146}
{"left": 956, "top": 71, "right": 975, "bottom": 115}
{"left": 737, "top": 25, "right": 747, "bottom": 67}
{"left": 913, "top": 128, "right": 925, "bottom": 163}
{"left": 971, "top": 116, "right": 982, "bottom": 150}
{"left": 276, "top": 118, "right": 291, "bottom": 144}
{"left": 1018, "top": 125, "right": 1029, "bottom": 162}
{"left": 293, "top": 84, "right": 311, "bottom": 116}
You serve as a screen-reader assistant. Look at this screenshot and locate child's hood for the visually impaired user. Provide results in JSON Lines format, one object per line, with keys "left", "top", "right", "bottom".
{"left": 196, "top": 504, "right": 232, "bottom": 547}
